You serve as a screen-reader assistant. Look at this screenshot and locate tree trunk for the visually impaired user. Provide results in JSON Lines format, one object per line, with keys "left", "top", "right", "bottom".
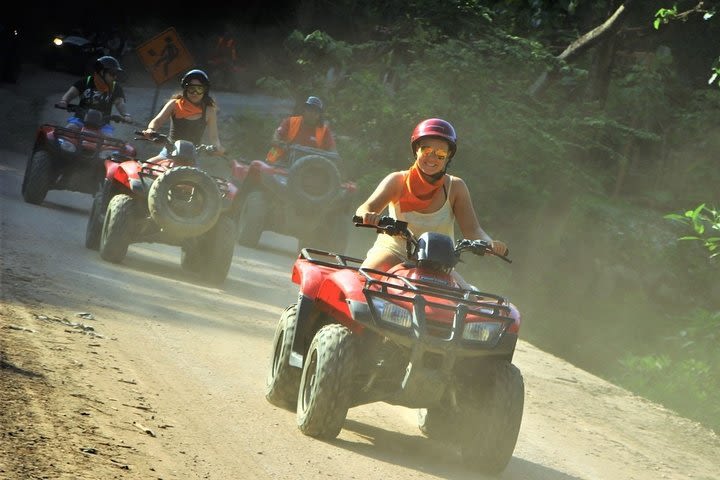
{"left": 585, "top": 35, "right": 618, "bottom": 106}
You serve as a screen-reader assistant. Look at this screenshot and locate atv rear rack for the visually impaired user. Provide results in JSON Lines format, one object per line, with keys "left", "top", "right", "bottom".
{"left": 299, "top": 248, "right": 364, "bottom": 270}
{"left": 47, "top": 124, "right": 129, "bottom": 150}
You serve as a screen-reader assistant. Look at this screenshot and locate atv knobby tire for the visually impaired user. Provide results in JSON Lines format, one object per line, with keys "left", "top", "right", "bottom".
{"left": 85, "top": 181, "right": 112, "bottom": 250}
{"left": 297, "top": 323, "right": 356, "bottom": 439}
{"left": 22, "top": 149, "right": 52, "bottom": 205}
{"left": 236, "top": 191, "right": 266, "bottom": 248}
{"left": 180, "top": 215, "right": 236, "bottom": 284}
{"left": 459, "top": 361, "right": 525, "bottom": 475}
{"left": 148, "top": 166, "right": 221, "bottom": 239}
{"left": 287, "top": 154, "right": 341, "bottom": 206}
{"left": 100, "top": 194, "right": 136, "bottom": 263}
{"left": 265, "top": 304, "right": 302, "bottom": 410}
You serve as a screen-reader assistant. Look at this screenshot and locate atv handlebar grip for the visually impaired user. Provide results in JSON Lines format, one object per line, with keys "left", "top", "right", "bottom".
{"left": 352, "top": 215, "right": 363, "bottom": 224}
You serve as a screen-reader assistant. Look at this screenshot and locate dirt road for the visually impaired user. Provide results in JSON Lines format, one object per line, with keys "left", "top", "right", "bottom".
{"left": 1, "top": 67, "right": 719, "bottom": 480}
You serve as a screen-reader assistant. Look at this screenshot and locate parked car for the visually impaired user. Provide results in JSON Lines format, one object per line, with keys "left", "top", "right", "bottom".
{"left": 42, "top": 32, "right": 105, "bottom": 75}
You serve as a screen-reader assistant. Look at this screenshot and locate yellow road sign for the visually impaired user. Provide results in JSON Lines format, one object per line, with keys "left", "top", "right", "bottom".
{"left": 136, "top": 27, "right": 194, "bottom": 85}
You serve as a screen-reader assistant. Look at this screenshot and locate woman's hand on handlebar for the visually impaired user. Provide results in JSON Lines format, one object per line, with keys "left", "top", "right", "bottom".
{"left": 355, "top": 212, "right": 382, "bottom": 226}
{"left": 490, "top": 239, "right": 509, "bottom": 257}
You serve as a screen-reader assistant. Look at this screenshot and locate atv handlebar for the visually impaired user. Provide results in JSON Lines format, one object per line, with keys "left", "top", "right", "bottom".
{"left": 55, "top": 104, "right": 134, "bottom": 125}
{"left": 133, "top": 130, "right": 217, "bottom": 154}
{"left": 277, "top": 142, "right": 340, "bottom": 161}
{"left": 352, "top": 215, "right": 511, "bottom": 263}
{"left": 352, "top": 215, "right": 411, "bottom": 237}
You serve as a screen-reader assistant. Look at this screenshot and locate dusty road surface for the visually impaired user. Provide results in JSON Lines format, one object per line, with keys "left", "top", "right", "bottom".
{"left": 1, "top": 67, "right": 720, "bottom": 480}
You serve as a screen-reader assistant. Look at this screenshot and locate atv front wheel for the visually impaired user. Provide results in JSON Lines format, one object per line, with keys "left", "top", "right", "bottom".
{"left": 236, "top": 191, "right": 266, "bottom": 248}
{"left": 85, "top": 181, "right": 112, "bottom": 250}
{"left": 459, "top": 361, "right": 525, "bottom": 475}
{"left": 265, "top": 304, "right": 302, "bottom": 410}
{"left": 297, "top": 323, "right": 356, "bottom": 439}
{"left": 99, "top": 194, "right": 136, "bottom": 263}
{"left": 148, "top": 166, "right": 221, "bottom": 239}
{"left": 22, "top": 150, "right": 52, "bottom": 205}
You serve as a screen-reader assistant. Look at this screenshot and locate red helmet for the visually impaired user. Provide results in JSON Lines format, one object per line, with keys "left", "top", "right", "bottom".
{"left": 410, "top": 118, "right": 457, "bottom": 159}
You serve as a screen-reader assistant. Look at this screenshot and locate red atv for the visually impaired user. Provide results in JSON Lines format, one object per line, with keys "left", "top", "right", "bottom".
{"left": 22, "top": 104, "right": 136, "bottom": 205}
{"left": 265, "top": 216, "right": 524, "bottom": 474}
{"left": 234, "top": 144, "right": 357, "bottom": 254}
{"left": 86, "top": 132, "right": 242, "bottom": 284}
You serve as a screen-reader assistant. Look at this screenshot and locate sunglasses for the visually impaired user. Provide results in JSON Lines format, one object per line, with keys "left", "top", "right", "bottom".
{"left": 186, "top": 86, "right": 206, "bottom": 95}
{"left": 418, "top": 146, "right": 449, "bottom": 161}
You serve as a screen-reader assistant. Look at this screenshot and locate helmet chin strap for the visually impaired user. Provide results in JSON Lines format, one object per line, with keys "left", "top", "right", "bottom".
{"left": 421, "top": 159, "right": 452, "bottom": 182}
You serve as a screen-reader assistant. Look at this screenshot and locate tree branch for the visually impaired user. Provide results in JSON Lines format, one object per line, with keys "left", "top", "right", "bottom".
{"left": 528, "top": 1, "right": 635, "bottom": 98}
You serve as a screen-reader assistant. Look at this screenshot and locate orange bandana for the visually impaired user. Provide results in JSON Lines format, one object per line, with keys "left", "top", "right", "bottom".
{"left": 397, "top": 162, "right": 444, "bottom": 212}
{"left": 174, "top": 98, "right": 203, "bottom": 119}
{"left": 92, "top": 73, "right": 110, "bottom": 93}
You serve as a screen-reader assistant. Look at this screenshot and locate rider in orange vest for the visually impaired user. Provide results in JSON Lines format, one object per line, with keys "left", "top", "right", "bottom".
{"left": 266, "top": 96, "right": 337, "bottom": 163}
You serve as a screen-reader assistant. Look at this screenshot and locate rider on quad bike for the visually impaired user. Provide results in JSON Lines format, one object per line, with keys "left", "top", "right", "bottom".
{"left": 265, "top": 118, "right": 523, "bottom": 474}
{"left": 235, "top": 95, "right": 357, "bottom": 253}
{"left": 56, "top": 55, "right": 132, "bottom": 136}
{"left": 21, "top": 103, "right": 135, "bottom": 205}
{"left": 142, "top": 68, "right": 226, "bottom": 163}
{"left": 85, "top": 132, "right": 243, "bottom": 284}
{"left": 265, "top": 217, "right": 523, "bottom": 475}
{"left": 356, "top": 117, "right": 508, "bottom": 278}
{"left": 265, "top": 96, "right": 336, "bottom": 164}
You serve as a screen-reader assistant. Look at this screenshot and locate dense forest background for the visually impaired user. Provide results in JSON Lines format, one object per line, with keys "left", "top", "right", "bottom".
{"left": 15, "top": 0, "right": 720, "bottom": 433}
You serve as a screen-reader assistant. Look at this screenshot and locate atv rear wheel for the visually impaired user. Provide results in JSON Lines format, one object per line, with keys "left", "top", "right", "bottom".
{"left": 99, "top": 194, "right": 136, "bottom": 263}
{"left": 180, "top": 215, "right": 236, "bottom": 284}
{"left": 265, "top": 304, "right": 302, "bottom": 411}
{"left": 22, "top": 150, "right": 52, "bottom": 205}
{"left": 287, "top": 154, "right": 341, "bottom": 206}
{"left": 297, "top": 324, "right": 356, "bottom": 439}
{"left": 236, "top": 191, "right": 266, "bottom": 248}
{"left": 459, "top": 361, "right": 524, "bottom": 475}
{"left": 85, "top": 181, "right": 112, "bottom": 250}
{"left": 148, "top": 166, "right": 221, "bottom": 239}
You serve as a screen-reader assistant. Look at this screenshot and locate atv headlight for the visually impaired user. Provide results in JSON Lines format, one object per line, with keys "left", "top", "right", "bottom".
{"left": 371, "top": 298, "right": 412, "bottom": 329}
{"left": 57, "top": 138, "right": 76, "bottom": 153}
{"left": 462, "top": 321, "right": 504, "bottom": 343}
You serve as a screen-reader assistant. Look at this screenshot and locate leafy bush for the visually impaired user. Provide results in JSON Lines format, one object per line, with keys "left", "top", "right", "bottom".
{"left": 615, "top": 309, "right": 720, "bottom": 433}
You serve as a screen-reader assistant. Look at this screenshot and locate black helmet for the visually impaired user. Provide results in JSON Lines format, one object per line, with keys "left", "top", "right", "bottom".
{"left": 95, "top": 55, "right": 123, "bottom": 73}
{"left": 181, "top": 69, "right": 210, "bottom": 88}
{"left": 304, "top": 96, "right": 323, "bottom": 111}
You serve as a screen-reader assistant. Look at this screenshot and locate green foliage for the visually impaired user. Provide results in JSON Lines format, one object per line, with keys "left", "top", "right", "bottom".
{"left": 615, "top": 309, "right": 720, "bottom": 433}
{"left": 654, "top": 5, "right": 679, "bottom": 30}
{"left": 665, "top": 204, "right": 720, "bottom": 258}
